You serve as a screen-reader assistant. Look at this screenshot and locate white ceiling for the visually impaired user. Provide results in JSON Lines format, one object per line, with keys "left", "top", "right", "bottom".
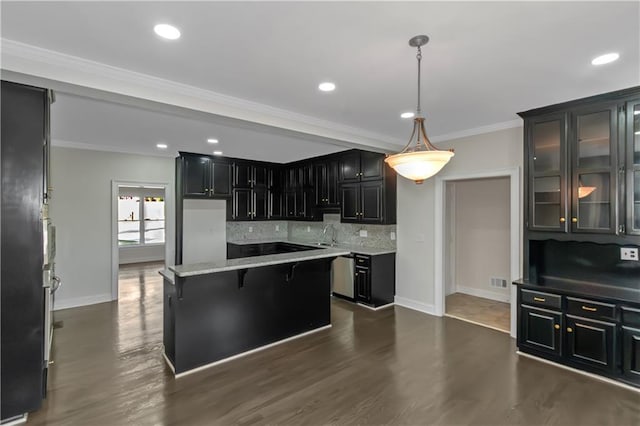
{"left": 2, "top": 1, "right": 639, "bottom": 159}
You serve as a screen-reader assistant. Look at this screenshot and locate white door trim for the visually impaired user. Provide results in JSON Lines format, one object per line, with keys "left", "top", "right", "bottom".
{"left": 434, "top": 167, "right": 521, "bottom": 338}
{"left": 111, "top": 180, "right": 172, "bottom": 300}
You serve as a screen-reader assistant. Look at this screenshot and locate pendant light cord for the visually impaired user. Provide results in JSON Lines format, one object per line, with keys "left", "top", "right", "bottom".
{"left": 416, "top": 46, "right": 422, "bottom": 116}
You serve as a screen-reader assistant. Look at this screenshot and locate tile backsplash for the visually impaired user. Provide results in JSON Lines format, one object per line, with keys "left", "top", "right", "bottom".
{"left": 227, "top": 214, "right": 396, "bottom": 249}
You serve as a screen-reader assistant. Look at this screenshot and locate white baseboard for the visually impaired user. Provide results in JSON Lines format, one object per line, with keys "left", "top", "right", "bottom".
{"left": 54, "top": 293, "right": 113, "bottom": 311}
{"left": 456, "top": 285, "right": 510, "bottom": 303}
{"left": 394, "top": 296, "right": 437, "bottom": 316}
{"left": 357, "top": 302, "right": 394, "bottom": 311}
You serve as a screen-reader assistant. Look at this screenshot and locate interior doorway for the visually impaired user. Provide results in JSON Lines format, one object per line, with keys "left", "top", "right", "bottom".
{"left": 435, "top": 168, "right": 520, "bottom": 337}
{"left": 443, "top": 176, "right": 511, "bottom": 333}
{"left": 111, "top": 181, "right": 169, "bottom": 300}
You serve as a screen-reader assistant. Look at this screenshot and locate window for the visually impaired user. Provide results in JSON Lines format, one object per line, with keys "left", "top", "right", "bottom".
{"left": 118, "top": 189, "right": 165, "bottom": 246}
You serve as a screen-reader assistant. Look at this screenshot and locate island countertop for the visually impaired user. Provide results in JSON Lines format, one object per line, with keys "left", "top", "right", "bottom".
{"left": 169, "top": 246, "right": 351, "bottom": 278}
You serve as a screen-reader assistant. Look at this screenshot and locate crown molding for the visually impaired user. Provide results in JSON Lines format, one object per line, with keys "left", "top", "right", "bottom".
{"left": 51, "top": 139, "right": 174, "bottom": 158}
{"left": 2, "top": 38, "right": 404, "bottom": 149}
{"left": 430, "top": 119, "right": 522, "bottom": 144}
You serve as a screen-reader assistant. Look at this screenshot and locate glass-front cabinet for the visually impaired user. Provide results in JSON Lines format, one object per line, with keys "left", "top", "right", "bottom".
{"left": 528, "top": 113, "right": 568, "bottom": 232}
{"left": 571, "top": 103, "right": 618, "bottom": 234}
{"left": 628, "top": 100, "right": 640, "bottom": 235}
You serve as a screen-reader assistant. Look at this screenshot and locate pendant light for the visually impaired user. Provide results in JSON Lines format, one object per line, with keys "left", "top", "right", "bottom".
{"left": 385, "top": 35, "right": 454, "bottom": 184}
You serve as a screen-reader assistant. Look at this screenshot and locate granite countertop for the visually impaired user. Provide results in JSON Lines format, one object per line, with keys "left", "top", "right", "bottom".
{"left": 169, "top": 246, "right": 351, "bottom": 278}
{"left": 513, "top": 278, "right": 640, "bottom": 305}
{"left": 159, "top": 269, "right": 175, "bottom": 284}
{"left": 227, "top": 238, "right": 396, "bottom": 256}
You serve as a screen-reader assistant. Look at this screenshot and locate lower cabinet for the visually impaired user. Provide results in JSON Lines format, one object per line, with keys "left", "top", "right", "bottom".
{"left": 353, "top": 253, "right": 395, "bottom": 308}
{"left": 519, "top": 305, "right": 562, "bottom": 357}
{"left": 516, "top": 286, "right": 640, "bottom": 388}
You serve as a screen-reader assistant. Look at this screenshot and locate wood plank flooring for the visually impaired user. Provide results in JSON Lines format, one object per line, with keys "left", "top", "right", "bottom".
{"left": 29, "top": 263, "right": 639, "bottom": 425}
{"left": 446, "top": 293, "right": 511, "bottom": 333}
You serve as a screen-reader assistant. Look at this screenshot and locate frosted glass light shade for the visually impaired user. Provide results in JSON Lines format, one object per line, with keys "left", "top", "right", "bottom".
{"left": 385, "top": 150, "right": 454, "bottom": 183}
{"left": 578, "top": 186, "right": 596, "bottom": 198}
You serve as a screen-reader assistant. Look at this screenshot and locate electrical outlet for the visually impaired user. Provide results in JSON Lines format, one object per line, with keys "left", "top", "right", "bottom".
{"left": 621, "top": 247, "right": 639, "bottom": 261}
{"left": 390, "top": 231, "right": 396, "bottom": 241}
{"left": 359, "top": 229, "right": 368, "bottom": 237}
{"left": 275, "top": 224, "right": 280, "bottom": 232}
{"left": 491, "top": 277, "right": 508, "bottom": 288}
{"left": 306, "top": 226, "right": 311, "bottom": 232}
{"left": 248, "top": 226, "right": 253, "bottom": 233}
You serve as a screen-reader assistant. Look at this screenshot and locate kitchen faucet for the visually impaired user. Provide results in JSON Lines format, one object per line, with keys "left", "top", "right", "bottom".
{"left": 320, "top": 224, "right": 337, "bottom": 246}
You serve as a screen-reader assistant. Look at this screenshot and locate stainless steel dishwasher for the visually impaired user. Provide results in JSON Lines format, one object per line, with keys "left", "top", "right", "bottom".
{"left": 331, "top": 255, "right": 354, "bottom": 299}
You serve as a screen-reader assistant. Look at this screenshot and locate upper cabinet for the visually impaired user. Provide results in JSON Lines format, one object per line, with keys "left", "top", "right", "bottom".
{"left": 520, "top": 87, "right": 640, "bottom": 240}
{"left": 627, "top": 100, "right": 640, "bottom": 235}
{"left": 339, "top": 150, "right": 385, "bottom": 183}
{"left": 179, "top": 153, "right": 232, "bottom": 198}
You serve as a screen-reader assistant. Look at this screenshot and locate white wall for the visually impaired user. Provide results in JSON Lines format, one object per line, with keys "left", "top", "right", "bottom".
{"left": 395, "top": 126, "right": 523, "bottom": 313}
{"left": 50, "top": 147, "right": 174, "bottom": 310}
{"left": 451, "top": 177, "right": 511, "bottom": 302}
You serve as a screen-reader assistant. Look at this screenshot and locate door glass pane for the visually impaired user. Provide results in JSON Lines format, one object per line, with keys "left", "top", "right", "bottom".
{"left": 533, "top": 176, "right": 560, "bottom": 227}
{"left": 118, "top": 196, "right": 140, "bottom": 245}
{"left": 143, "top": 196, "right": 165, "bottom": 244}
{"left": 577, "top": 111, "right": 610, "bottom": 168}
{"left": 532, "top": 120, "right": 561, "bottom": 173}
{"left": 577, "top": 172, "right": 610, "bottom": 229}
{"left": 634, "top": 105, "right": 640, "bottom": 165}
{"left": 634, "top": 171, "right": 640, "bottom": 230}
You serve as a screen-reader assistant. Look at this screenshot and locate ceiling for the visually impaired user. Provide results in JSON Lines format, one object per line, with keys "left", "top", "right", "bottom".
{"left": 2, "top": 1, "right": 639, "bottom": 158}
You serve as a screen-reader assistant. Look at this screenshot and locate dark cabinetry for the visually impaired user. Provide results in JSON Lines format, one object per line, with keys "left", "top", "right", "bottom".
{"left": 521, "top": 87, "right": 640, "bottom": 238}
{"left": 352, "top": 253, "right": 395, "bottom": 308}
{"left": 232, "top": 161, "right": 269, "bottom": 221}
{"left": 339, "top": 150, "right": 396, "bottom": 224}
{"left": 1, "top": 81, "right": 47, "bottom": 421}
{"left": 180, "top": 153, "right": 232, "bottom": 198}
{"left": 516, "top": 285, "right": 640, "bottom": 387}
{"left": 314, "top": 159, "right": 339, "bottom": 207}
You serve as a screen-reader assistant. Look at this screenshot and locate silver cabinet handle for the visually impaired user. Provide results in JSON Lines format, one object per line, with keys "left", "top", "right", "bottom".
{"left": 52, "top": 276, "right": 62, "bottom": 293}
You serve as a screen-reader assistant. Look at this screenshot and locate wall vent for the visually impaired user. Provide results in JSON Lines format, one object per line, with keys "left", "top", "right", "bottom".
{"left": 491, "top": 277, "right": 508, "bottom": 288}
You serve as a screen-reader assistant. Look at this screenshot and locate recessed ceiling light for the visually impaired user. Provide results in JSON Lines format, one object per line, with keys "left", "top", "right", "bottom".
{"left": 213, "top": 150, "right": 223, "bottom": 155}
{"left": 400, "top": 112, "right": 415, "bottom": 119}
{"left": 318, "top": 82, "right": 336, "bottom": 92}
{"left": 207, "top": 138, "right": 219, "bottom": 144}
{"left": 156, "top": 143, "right": 168, "bottom": 149}
{"left": 154, "top": 24, "right": 181, "bottom": 40}
{"left": 591, "top": 52, "right": 619, "bottom": 66}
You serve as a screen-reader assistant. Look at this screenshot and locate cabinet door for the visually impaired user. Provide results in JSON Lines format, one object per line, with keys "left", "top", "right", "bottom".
{"left": 360, "top": 181, "right": 383, "bottom": 223}
{"left": 253, "top": 187, "right": 268, "bottom": 220}
{"left": 326, "top": 160, "right": 340, "bottom": 205}
{"left": 211, "top": 160, "right": 232, "bottom": 197}
{"left": 566, "top": 314, "right": 616, "bottom": 372}
{"left": 626, "top": 100, "right": 640, "bottom": 235}
{"left": 269, "top": 190, "right": 284, "bottom": 219}
{"left": 571, "top": 103, "right": 618, "bottom": 234}
{"left": 314, "top": 163, "right": 328, "bottom": 205}
{"left": 286, "top": 167, "right": 297, "bottom": 191}
{"left": 269, "top": 167, "right": 284, "bottom": 190}
{"left": 520, "top": 305, "right": 563, "bottom": 357}
{"left": 340, "top": 183, "right": 360, "bottom": 221}
{"left": 622, "top": 325, "right": 640, "bottom": 384}
{"left": 295, "top": 188, "right": 310, "bottom": 218}
{"left": 234, "top": 162, "right": 252, "bottom": 189}
{"left": 339, "top": 152, "right": 361, "bottom": 182}
{"left": 354, "top": 267, "right": 371, "bottom": 303}
{"left": 360, "top": 151, "right": 384, "bottom": 181}
{"left": 233, "top": 189, "right": 252, "bottom": 220}
{"left": 527, "top": 114, "right": 568, "bottom": 231}
{"left": 285, "top": 192, "right": 297, "bottom": 218}
{"left": 253, "top": 165, "right": 269, "bottom": 188}
{"left": 183, "top": 155, "right": 211, "bottom": 197}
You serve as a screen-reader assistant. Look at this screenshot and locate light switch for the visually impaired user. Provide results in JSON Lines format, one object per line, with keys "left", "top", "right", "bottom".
{"left": 390, "top": 232, "right": 396, "bottom": 241}
{"left": 306, "top": 226, "right": 311, "bottom": 232}
{"left": 248, "top": 226, "right": 253, "bottom": 233}
{"left": 275, "top": 224, "right": 280, "bottom": 232}
{"left": 359, "top": 230, "right": 368, "bottom": 237}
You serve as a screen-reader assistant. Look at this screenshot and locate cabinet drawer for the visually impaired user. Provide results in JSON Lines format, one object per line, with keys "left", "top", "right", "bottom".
{"left": 567, "top": 297, "right": 616, "bottom": 321}
{"left": 521, "top": 289, "right": 562, "bottom": 310}
{"left": 354, "top": 254, "right": 371, "bottom": 268}
{"left": 622, "top": 307, "right": 640, "bottom": 328}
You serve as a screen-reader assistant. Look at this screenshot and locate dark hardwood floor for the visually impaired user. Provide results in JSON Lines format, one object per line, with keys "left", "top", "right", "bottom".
{"left": 30, "top": 262, "right": 639, "bottom": 425}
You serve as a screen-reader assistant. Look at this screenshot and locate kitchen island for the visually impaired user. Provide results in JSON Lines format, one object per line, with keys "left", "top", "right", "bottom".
{"left": 161, "top": 245, "right": 350, "bottom": 376}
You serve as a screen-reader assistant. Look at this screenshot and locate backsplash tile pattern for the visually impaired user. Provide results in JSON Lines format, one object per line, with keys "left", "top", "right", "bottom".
{"left": 226, "top": 221, "right": 288, "bottom": 241}
{"left": 226, "top": 214, "right": 396, "bottom": 249}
